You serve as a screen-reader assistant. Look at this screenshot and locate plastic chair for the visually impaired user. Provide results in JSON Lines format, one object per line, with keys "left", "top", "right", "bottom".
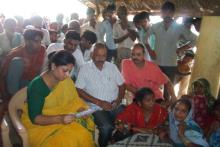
{"left": 8, "top": 87, "right": 29, "bottom": 147}
{"left": 1, "top": 116, "right": 12, "bottom": 147}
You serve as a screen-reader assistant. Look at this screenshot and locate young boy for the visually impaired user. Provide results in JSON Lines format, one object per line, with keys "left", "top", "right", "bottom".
{"left": 176, "top": 50, "right": 195, "bottom": 98}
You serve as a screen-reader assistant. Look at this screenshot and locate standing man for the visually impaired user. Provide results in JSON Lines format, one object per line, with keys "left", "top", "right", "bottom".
{"left": 0, "top": 18, "right": 23, "bottom": 63}
{"left": 113, "top": 5, "right": 137, "bottom": 68}
{"left": 76, "top": 43, "right": 125, "bottom": 147}
{"left": 146, "top": 1, "right": 197, "bottom": 98}
{"left": 98, "top": 4, "right": 117, "bottom": 62}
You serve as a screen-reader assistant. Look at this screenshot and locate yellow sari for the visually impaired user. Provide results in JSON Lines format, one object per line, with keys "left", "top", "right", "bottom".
{"left": 21, "top": 77, "right": 95, "bottom": 147}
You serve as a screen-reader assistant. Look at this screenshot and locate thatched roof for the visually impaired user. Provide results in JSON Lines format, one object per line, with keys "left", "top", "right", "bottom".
{"left": 79, "top": 0, "right": 220, "bottom": 16}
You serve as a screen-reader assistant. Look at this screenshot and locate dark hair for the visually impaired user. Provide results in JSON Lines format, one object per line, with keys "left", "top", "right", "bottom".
{"left": 61, "top": 24, "right": 68, "bottom": 32}
{"left": 161, "top": 1, "right": 175, "bottom": 12}
{"left": 213, "top": 100, "right": 220, "bottom": 112}
{"left": 138, "top": 11, "right": 150, "bottom": 21}
{"left": 23, "top": 28, "right": 44, "bottom": 40}
{"left": 106, "top": 4, "right": 116, "bottom": 12}
{"left": 192, "top": 78, "right": 213, "bottom": 98}
{"left": 133, "top": 13, "right": 140, "bottom": 23}
{"left": 48, "top": 50, "right": 75, "bottom": 70}
{"left": 174, "top": 97, "right": 192, "bottom": 113}
{"left": 65, "top": 30, "right": 80, "bottom": 41}
{"left": 81, "top": 30, "right": 97, "bottom": 44}
{"left": 185, "top": 50, "right": 195, "bottom": 58}
{"left": 134, "top": 87, "right": 154, "bottom": 103}
{"left": 117, "top": 5, "right": 128, "bottom": 14}
{"left": 192, "top": 17, "right": 202, "bottom": 24}
{"left": 133, "top": 11, "right": 150, "bottom": 24}
{"left": 183, "top": 17, "right": 194, "bottom": 25}
{"left": 132, "top": 43, "right": 145, "bottom": 54}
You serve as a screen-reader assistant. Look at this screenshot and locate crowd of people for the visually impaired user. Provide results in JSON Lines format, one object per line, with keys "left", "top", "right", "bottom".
{"left": 0, "top": 1, "right": 219, "bottom": 147}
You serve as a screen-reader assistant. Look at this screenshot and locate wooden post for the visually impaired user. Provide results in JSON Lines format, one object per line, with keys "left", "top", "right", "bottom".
{"left": 189, "top": 16, "right": 220, "bottom": 98}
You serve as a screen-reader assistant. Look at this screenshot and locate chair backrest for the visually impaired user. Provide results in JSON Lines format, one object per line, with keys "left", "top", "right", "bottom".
{"left": 8, "top": 87, "right": 29, "bottom": 147}
{"left": 9, "top": 87, "right": 27, "bottom": 112}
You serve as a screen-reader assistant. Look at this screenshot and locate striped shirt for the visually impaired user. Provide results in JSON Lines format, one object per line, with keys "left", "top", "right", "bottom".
{"left": 76, "top": 61, "right": 124, "bottom": 103}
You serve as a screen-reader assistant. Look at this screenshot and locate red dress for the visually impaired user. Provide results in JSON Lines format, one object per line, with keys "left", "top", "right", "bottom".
{"left": 117, "top": 103, "right": 168, "bottom": 129}
{"left": 192, "top": 95, "right": 209, "bottom": 129}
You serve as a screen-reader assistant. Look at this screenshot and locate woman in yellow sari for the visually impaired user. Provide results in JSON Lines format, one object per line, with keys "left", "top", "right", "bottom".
{"left": 21, "top": 50, "right": 95, "bottom": 147}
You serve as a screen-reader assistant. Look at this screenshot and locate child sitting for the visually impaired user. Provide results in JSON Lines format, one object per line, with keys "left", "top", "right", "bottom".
{"left": 169, "top": 98, "right": 209, "bottom": 147}
{"left": 207, "top": 100, "right": 220, "bottom": 147}
{"left": 190, "top": 78, "right": 216, "bottom": 129}
{"left": 176, "top": 50, "right": 195, "bottom": 98}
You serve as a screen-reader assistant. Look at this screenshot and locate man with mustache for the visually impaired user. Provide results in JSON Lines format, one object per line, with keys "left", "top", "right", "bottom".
{"left": 121, "top": 43, "right": 176, "bottom": 104}
{"left": 76, "top": 43, "right": 125, "bottom": 147}
{"left": 146, "top": 1, "right": 197, "bottom": 100}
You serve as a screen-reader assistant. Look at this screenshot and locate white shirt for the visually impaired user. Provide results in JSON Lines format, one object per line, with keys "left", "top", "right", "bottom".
{"left": 149, "top": 21, "right": 197, "bottom": 66}
{"left": 42, "top": 43, "right": 89, "bottom": 77}
{"left": 81, "top": 22, "right": 99, "bottom": 37}
{"left": 113, "top": 20, "right": 136, "bottom": 49}
{"left": 76, "top": 61, "right": 124, "bottom": 104}
{"left": 41, "top": 28, "right": 51, "bottom": 47}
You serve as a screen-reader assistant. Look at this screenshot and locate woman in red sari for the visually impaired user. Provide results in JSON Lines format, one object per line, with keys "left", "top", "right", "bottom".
{"left": 116, "top": 87, "right": 168, "bottom": 134}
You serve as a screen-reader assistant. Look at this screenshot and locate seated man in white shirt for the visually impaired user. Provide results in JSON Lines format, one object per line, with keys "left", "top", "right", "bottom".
{"left": 76, "top": 43, "right": 125, "bottom": 147}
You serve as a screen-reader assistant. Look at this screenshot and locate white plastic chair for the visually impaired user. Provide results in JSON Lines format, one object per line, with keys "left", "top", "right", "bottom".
{"left": 1, "top": 116, "right": 12, "bottom": 147}
{"left": 8, "top": 87, "right": 29, "bottom": 147}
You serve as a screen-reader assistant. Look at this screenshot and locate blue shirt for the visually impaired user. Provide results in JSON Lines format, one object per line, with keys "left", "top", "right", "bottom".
{"left": 98, "top": 20, "right": 116, "bottom": 50}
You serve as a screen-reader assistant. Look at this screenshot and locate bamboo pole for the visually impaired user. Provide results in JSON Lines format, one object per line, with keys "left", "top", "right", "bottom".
{"left": 189, "top": 16, "right": 220, "bottom": 98}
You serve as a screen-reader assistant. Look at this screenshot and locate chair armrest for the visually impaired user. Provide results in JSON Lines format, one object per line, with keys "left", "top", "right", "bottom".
{"left": 1, "top": 117, "right": 9, "bottom": 131}
{"left": 1, "top": 117, "right": 12, "bottom": 147}
{"left": 12, "top": 117, "right": 27, "bottom": 134}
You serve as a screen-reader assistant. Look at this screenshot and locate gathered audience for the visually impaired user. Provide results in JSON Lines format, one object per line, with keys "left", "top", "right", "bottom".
{"left": 0, "top": 1, "right": 219, "bottom": 147}
{"left": 0, "top": 28, "right": 45, "bottom": 97}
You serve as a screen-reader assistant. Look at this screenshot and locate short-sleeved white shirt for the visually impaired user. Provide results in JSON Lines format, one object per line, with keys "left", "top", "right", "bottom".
{"left": 76, "top": 61, "right": 124, "bottom": 103}
{"left": 113, "top": 20, "right": 136, "bottom": 49}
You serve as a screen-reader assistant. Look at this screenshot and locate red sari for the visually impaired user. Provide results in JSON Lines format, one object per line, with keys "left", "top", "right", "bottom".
{"left": 117, "top": 103, "right": 168, "bottom": 129}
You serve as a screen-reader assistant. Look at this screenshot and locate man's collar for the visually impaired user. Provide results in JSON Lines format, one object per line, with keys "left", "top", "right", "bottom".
{"left": 92, "top": 60, "right": 107, "bottom": 71}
